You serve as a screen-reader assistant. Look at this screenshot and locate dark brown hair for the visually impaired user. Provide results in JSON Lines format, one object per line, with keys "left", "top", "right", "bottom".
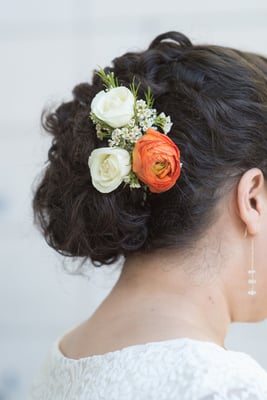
{"left": 32, "top": 31, "right": 267, "bottom": 266}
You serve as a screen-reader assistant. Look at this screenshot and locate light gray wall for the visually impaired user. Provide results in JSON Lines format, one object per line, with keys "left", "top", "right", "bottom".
{"left": 1, "top": 0, "right": 267, "bottom": 398}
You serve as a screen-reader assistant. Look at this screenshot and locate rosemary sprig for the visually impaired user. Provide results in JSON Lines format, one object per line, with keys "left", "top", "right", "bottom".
{"left": 96, "top": 69, "right": 119, "bottom": 90}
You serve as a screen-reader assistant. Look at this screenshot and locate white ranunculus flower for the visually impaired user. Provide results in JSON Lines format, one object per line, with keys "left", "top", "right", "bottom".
{"left": 91, "top": 87, "right": 135, "bottom": 128}
{"left": 88, "top": 147, "right": 131, "bottom": 193}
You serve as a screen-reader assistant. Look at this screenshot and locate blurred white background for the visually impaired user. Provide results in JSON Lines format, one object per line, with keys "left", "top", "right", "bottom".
{"left": 1, "top": 0, "right": 267, "bottom": 398}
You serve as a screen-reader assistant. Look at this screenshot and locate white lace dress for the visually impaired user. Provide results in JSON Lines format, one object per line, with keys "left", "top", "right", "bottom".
{"left": 28, "top": 336, "right": 267, "bottom": 400}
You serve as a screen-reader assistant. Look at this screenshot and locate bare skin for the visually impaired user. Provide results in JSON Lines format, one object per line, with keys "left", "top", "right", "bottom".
{"left": 59, "top": 168, "right": 267, "bottom": 359}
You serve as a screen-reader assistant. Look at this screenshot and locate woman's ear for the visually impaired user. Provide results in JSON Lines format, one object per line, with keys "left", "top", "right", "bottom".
{"left": 236, "top": 168, "right": 266, "bottom": 235}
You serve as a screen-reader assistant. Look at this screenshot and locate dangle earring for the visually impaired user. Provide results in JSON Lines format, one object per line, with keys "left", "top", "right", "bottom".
{"left": 244, "top": 228, "right": 256, "bottom": 296}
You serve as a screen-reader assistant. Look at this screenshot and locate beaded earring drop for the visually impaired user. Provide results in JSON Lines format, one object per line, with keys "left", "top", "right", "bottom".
{"left": 244, "top": 228, "right": 256, "bottom": 296}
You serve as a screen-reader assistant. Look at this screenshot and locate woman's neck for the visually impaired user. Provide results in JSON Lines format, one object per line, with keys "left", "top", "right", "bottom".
{"left": 94, "top": 250, "right": 232, "bottom": 348}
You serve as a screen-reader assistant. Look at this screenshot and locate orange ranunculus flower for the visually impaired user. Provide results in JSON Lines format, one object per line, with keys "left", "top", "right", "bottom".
{"left": 132, "top": 128, "right": 181, "bottom": 193}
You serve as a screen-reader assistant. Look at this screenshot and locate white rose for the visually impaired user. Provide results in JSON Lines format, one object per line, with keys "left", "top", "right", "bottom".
{"left": 88, "top": 147, "right": 131, "bottom": 193}
{"left": 91, "top": 87, "right": 135, "bottom": 128}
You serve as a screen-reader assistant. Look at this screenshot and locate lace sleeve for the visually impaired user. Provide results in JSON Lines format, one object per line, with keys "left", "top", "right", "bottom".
{"left": 200, "top": 387, "right": 263, "bottom": 400}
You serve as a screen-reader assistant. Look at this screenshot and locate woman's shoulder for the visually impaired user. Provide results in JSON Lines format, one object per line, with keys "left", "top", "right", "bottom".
{"left": 28, "top": 335, "right": 267, "bottom": 400}
{"left": 48, "top": 335, "right": 267, "bottom": 380}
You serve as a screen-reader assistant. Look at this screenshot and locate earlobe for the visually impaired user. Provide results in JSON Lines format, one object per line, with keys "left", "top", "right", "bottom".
{"left": 236, "top": 168, "right": 265, "bottom": 235}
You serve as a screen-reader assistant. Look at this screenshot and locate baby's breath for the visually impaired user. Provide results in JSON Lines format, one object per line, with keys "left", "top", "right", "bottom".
{"left": 124, "top": 171, "right": 141, "bottom": 189}
{"left": 136, "top": 99, "right": 147, "bottom": 110}
{"left": 96, "top": 124, "right": 110, "bottom": 140}
{"left": 127, "top": 119, "right": 136, "bottom": 128}
{"left": 153, "top": 112, "right": 173, "bottom": 134}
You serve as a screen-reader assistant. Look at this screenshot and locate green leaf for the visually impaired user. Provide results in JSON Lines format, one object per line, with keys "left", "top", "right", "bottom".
{"left": 96, "top": 68, "right": 119, "bottom": 90}
{"left": 144, "top": 86, "right": 154, "bottom": 108}
{"left": 129, "top": 76, "right": 140, "bottom": 99}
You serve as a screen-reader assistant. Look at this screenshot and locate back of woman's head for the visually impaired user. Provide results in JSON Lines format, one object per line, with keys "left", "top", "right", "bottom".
{"left": 32, "top": 31, "right": 267, "bottom": 266}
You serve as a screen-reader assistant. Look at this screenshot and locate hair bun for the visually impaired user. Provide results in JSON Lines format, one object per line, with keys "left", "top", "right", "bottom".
{"left": 148, "top": 31, "right": 192, "bottom": 49}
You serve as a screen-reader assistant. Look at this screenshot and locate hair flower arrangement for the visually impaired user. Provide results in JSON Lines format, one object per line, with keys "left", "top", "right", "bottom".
{"left": 88, "top": 69, "right": 182, "bottom": 194}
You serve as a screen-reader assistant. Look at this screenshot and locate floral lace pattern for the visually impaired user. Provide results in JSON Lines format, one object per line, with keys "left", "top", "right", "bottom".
{"left": 28, "top": 337, "right": 267, "bottom": 400}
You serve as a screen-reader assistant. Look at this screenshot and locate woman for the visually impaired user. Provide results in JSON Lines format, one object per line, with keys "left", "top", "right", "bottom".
{"left": 29, "top": 31, "right": 267, "bottom": 399}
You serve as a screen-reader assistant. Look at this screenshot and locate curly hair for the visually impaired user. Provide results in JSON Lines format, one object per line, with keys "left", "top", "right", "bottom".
{"left": 32, "top": 31, "right": 267, "bottom": 266}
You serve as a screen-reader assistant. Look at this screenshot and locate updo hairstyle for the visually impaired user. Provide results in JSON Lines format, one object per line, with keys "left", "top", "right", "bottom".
{"left": 32, "top": 31, "right": 267, "bottom": 266}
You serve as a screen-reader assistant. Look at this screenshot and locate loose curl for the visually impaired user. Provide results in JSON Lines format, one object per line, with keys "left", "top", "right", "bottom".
{"left": 32, "top": 31, "right": 267, "bottom": 266}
